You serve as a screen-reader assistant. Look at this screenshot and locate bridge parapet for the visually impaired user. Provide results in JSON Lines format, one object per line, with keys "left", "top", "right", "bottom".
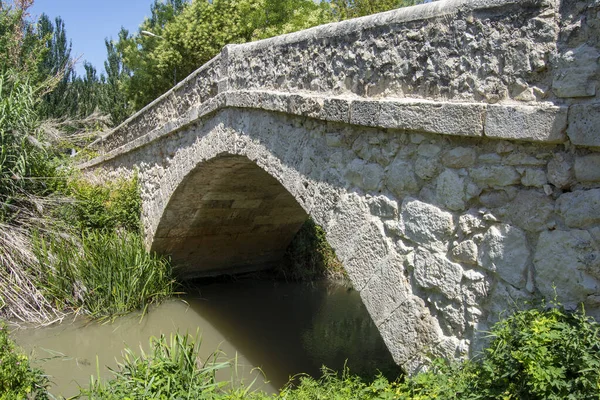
{"left": 93, "top": 0, "right": 599, "bottom": 160}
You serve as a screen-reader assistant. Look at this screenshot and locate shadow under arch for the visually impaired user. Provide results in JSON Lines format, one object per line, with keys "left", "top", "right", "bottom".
{"left": 151, "top": 153, "right": 309, "bottom": 279}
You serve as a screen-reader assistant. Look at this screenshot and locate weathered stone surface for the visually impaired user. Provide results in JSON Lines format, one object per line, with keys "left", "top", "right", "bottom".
{"left": 534, "top": 230, "right": 600, "bottom": 307}
{"left": 458, "top": 211, "right": 486, "bottom": 236}
{"left": 368, "top": 195, "right": 398, "bottom": 219}
{"left": 400, "top": 198, "right": 455, "bottom": 252}
{"left": 557, "top": 189, "right": 600, "bottom": 229}
{"left": 345, "top": 159, "right": 384, "bottom": 191}
{"left": 386, "top": 158, "right": 419, "bottom": 197}
{"left": 441, "top": 147, "right": 477, "bottom": 168}
{"left": 484, "top": 105, "right": 568, "bottom": 143}
{"left": 450, "top": 240, "right": 478, "bottom": 265}
{"left": 470, "top": 165, "right": 520, "bottom": 187}
{"left": 575, "top": 154, "right": 600, "bottom": 183}
{"left": 478, "top": 224, "right": 530, "bottom": 289}
{"left": 521, "top": 168, "right": 547, "bottom": 187}
{"left": 414, "top": 249, "right": 464, "bottom": 300}
{"left": 567, "top": 104, "right": 600, "bottom": 148}
{"left": 547, "top": 153, "right": 574, "bottom": 189}
{"left": 500, "top": 190, "right": 554, "bottom": 232}
{"left": 553, "top": 44, "right": 599, "bottom": 98}
{"left": 436, "top": 170, "right": 465, "bottom": 211}
{"left": 361, "top": 254, "right": 410, "bottom": 325}
{"left": 379, "top": 100, "right": 484, "bottom": 136}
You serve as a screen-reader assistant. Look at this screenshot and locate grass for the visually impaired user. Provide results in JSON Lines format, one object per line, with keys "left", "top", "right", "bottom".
{"left": 80, "top": 332, "right": 235, "bottom": 400}
{"left": 0, "top": 323, "right": 49, "bottom": 399}
{"left": 34, "top": 230, "right": 176, "bottom": 320}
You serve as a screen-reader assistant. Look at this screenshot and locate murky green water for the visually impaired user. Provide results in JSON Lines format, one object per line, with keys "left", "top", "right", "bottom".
{"left": 14, "top": 280, "right": 400, "bottom": 397}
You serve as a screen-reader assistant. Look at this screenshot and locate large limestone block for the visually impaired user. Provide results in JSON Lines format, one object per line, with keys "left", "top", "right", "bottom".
{"left": 575, "top": 154, "right": 600, "bottom": 183}
{"left": 478, "top": 224, "right": 530, "bottom": 289}
{"left": 557, "top": 189, "right": 600, "bottom": 229}
{"left": 379, "top": 100, "right": 484, "bottom": 137}
{"left": 553, "top": 44, "right": 599, "bottom": 98}
{"left": 567, "top": 104, "right": 600, "bottom": 148}
{"left": 500, "top": 190, "right": 555, "bottom": 232}
{"left": 441, "top": 147, "right": 477, "bottom": 168}
{"left": 344, "top": 159, "right": 385, "bottom": 191}
{"left": 399, "top": 198, "right": 455, "bottom": 251}
{"left": 436, "top": 170, "right": 466, "bottom": 211}
{"left": 484, "top": 104, "right": 568, "bottom": 143}
{"left": 386, "top": 158, "right": 419, "bottom": 197}
{"left": 414, "top": 249, "right": 463, "bottom": 300}
{"left": 534, "top": 230, "right": 600, "bottom": 307}
{"left": 470, "top": 165, "right": 520, "bottom": 188}
{"left": 361, "top": 253, "right": 411, "bottom": 325}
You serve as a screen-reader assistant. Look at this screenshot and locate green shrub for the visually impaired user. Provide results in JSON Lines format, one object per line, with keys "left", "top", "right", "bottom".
{"left": 477, "top": 304, "right": 600, "bottom": 399}
{"left": 0, "top": 324, "right": 49, "bottom": 399}
{"left": 34, "top": 230, "right": 175, "bottom": 319}
{"left": 278, "top": 219, "right": 346, "bottom": 281}
{"left": 65, "top": 175, "right": 141, "bottom": 233}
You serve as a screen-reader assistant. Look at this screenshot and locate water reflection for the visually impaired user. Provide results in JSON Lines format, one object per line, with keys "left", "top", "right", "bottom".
{"left": 15, "top": 280, "right": 400, "bottom": 397}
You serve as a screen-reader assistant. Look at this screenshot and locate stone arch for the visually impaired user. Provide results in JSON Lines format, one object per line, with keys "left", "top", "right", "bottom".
{"left": 151, "top": 153, "right": 309, "bottom": 279}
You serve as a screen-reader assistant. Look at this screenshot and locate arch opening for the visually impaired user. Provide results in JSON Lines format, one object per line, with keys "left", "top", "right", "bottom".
{"left": 151, "top": 154, "right": 309, "bottom": 279}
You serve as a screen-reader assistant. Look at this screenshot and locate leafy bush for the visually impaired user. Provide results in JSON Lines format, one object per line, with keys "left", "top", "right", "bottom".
{"left": 34, "top": 230, "right": 175, "bottom": 320}
{"left": 279, "top": 218, "right": 346, "bottom": 281}
{"left": 0, "top": 324, "right": 49, "bottom": 399}
{"left": 65, "top": 175, "right": 141, "bottom": 233}
{"left": 476, "top": 304, "right": 600, "bottom": 399}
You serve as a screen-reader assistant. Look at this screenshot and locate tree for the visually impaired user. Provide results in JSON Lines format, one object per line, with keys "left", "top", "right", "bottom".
{"left": 37, "top": 13, "right": 75, "bottom": 118}
{"left": 330, "top": 0, "right": 425, "bottom": 20}
{"left": 102, "top": 33, "right": 132, "bottom": 125}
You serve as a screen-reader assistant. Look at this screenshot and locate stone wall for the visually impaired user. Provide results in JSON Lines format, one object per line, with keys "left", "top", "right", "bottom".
{"left": 82, "top": 0, "right": 600, "bottom": 373}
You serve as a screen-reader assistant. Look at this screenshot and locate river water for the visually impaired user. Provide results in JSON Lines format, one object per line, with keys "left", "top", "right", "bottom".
{"left": 14, "top": 280, "right": 400, "bottom": 398}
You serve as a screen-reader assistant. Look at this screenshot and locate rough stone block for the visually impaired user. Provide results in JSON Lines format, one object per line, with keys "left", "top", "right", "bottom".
{"left": 553, "top": 44, "right": 599, "bottom": 98}
{"left": 557, "top": 189, "right": 600, "bottom": 229}
{"left": 414, "top": 248, "right": 463, "bottom": 300}
{"left": 320, "top": 98, "right": 350, "bottom": 123}
{"left": 484, "top": 104, "right": 568, "bottom": 143}
{"left": 568, "top": 104, "right": 600, "bottom": 148}
{"left": 575, "top": 154, "right": 600, "bottom": 183}
{"left": 350, "top": 100, "right": 380, "bottom": 127}
{"left": 399, "top": 197, "right": 455, "bottom": 252}
{"left": 478, "top": 224, "right": 530, "bottom": 289}
{"left": 534, "top": 230, "right": 599, "bottom": 307}
{"left": 288, "top": 94, "right": 322, "bottom": 118}
{"left": 436, "top": 170, "right": 465, "bottom": 211}
{"left": 441, "top": 147, "right": 477, "bottom": 168}
{"left": 450, "top": 240, "right": 478, "bottom": 265}
{"left": 470, "top": 165, "right": 520, "bottom": 187}
{"left": 379, "top": 100, "right": 484, "bottom": 137}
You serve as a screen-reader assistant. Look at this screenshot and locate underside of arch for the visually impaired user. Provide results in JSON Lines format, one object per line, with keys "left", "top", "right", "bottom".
{"left": 151, "top": 154, "right": 309, "bottom": 279}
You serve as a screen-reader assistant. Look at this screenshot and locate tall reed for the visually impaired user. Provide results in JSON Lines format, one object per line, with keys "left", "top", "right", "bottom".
{"left": 34, "top": 230, "right": 175, "bottom": 320}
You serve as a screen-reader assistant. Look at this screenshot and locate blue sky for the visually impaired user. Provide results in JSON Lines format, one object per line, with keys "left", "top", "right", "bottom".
{"left": 30, "top": 0, "right": 155, "bottom": 76}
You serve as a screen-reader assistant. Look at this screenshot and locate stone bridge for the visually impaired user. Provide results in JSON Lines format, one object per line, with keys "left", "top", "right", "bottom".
{"left": 82, "top": 0, "right": 600, "bottom": 373}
